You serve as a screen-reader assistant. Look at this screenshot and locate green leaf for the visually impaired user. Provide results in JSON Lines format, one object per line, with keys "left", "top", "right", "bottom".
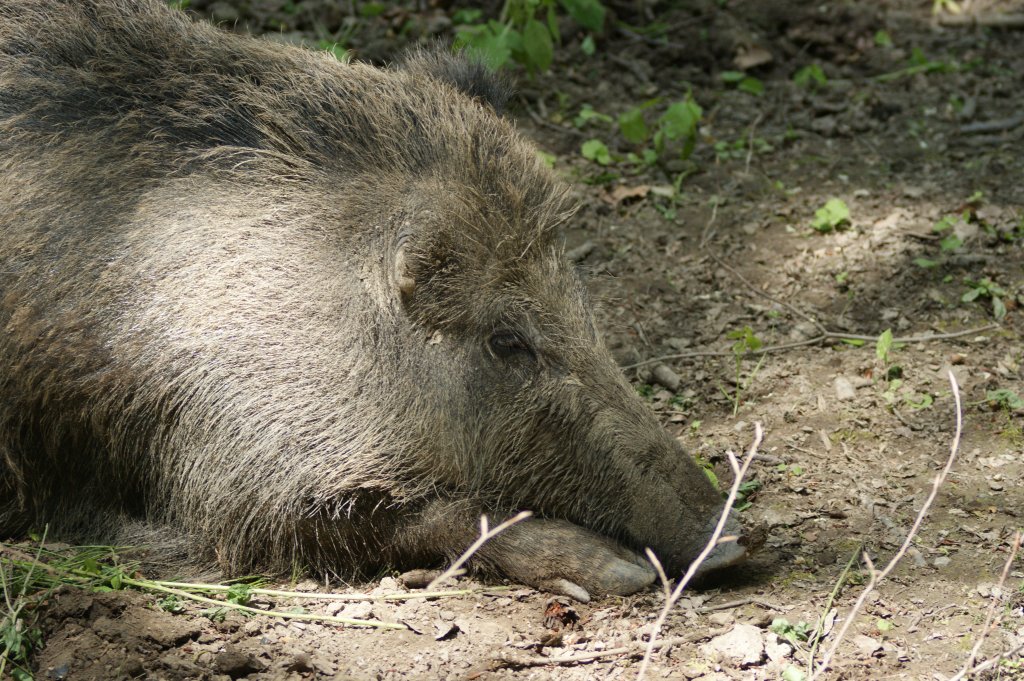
{"left": 961, "top": 288, "right": 980, "bottom": 303}
{"left": 986, "top": 389, "right": 1024, "bottom": 410}
{"left": 794, "top": 64, "right": 827, "bottom": 87}
{"left": 659, "top": 98, "right": 702, "bottom": 140}
{"left": 737, "top": 77, "right": 764, "bottom": 95}
{"left": 574, "top": 104, "right": 613, "bottom": 127}
{"left": 876, "top": 328, "right": 894, "bottom": 363}
{"left": 992, "top": 296, "right": 1007, "bottom": 320}
{"left": 581, "top": 139, "right": 611, "bottom": 165}
{"left": 719, "top": 70, "right": 746, "bottom": 83}
{"left": 939, "top": 234, "right": 963, "bottom": 252}
{"left": 455, "top": 23, "right": 514, "bottom": 70}
{"left": 618, "top": 107, "right": 649, "bottom": 144}
{"left": 537, "top": 150, "right": 556, "bottom": 168}
{"left": 580, "top": 34, "right": 596, "bottom": 56}
{"left": 913, "top": 257, "right": 939, "bottom": 268}
{"left": 559, "top": 0, "right": 606, "bottom": 31}
{"left": 522, "top": 19, "right": 554, "bottom": 72}
{"left": 227, "top": 583, "right": 253, "bottom": 606}
{"left": 874, "top": 30, "right": 893, "bottom": 47}
{"left": 811, "top": 198, "right": 850, "bottom": 232}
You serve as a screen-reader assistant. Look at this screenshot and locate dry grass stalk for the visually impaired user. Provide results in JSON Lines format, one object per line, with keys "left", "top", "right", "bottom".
{"left": 810, "top": 370, "right": 964, "bottom": 679}
{"left": 637, "top": 422, "right": 763, "bottom": 680}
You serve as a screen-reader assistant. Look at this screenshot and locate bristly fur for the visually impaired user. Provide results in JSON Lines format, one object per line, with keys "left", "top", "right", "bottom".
{"left": 0, "top": 0, "right": 735, "bottom": 595}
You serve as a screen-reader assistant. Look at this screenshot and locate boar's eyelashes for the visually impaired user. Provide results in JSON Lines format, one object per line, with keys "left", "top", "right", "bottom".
{"left": 488, "top": 331, "right": 536, "bottom": 362}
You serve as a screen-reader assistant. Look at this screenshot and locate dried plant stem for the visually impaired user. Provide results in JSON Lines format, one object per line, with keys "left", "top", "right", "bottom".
{"left": 622, "top": 325, "right": 999, "bottom": 369}
{"left": 949, "top": 530, "right": 1023, "bottom": 681}
{"left": 637, "top": 422, "right": 763, "bottom": 680}
{"left": 427, "top": 511, "right": 533, "bottom": 591}
{"left": 810, "top": 370, "right": 964, "bottom": 680}
{"left": 151, "top": 580, "right": 512, "bottom": 602}
{"left": 120, "top": 576, "right": 406, "bottom": 629}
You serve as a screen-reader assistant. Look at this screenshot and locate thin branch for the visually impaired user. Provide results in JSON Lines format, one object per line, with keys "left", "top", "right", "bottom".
{"left": 810, "top": 370, "right": 964, "bottom": 679}
{"left": 621, "top": 324, "right": 999, "bottom": 370}
{"left": 807, "top": 545, "right": 862, "bottom": 677}
{"left": 151, "top": 580, "right": 512, "bottom": 602}
{"left": 637, "top": 423, "right": 763, "bottom": 680}
{"left": 427, "top": 511, "right": 532, "bottom": 591}
{"left": 950, "top": 530, "right": 1023, "bottom": 680}
{"left": 938, "top": 12, "right": 1024, "bottom": 28}
{"left": 120, "top": 577, "right": 407, "bottom": 630}
{"left": 708, "top": 252, "right": 828, "bottom": 335}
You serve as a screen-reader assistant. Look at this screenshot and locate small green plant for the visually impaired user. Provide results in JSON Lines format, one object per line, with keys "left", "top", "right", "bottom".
{"left": 720, "top": 70, "right": 764, "bottom": 96}
{"left": 734, "top": 479, "right": 761, "bottom": 511}
{"left": 724, "top": 326, "right": 767, "bottom": 416}
{"left": 713, "top": 136, "right": 773, "bottom": 162}
{"left": 874, "top": 30, "right": 893, "bottom": 47}
{"left": 874, "top": 47, "right": 957, "bottom": 83}
{"left": 454, "top": 0, "right": 606, "bottom": 73}
{"left": 875, "top": 328, "right": 894, "bottom": 365}
{"left": 770, "top": 617, "right": 812, "bottom": 646}
{"left": 793, "top": 64, "right": 827, "bottom": 89}
{"left": 811, "top": 198, "right": 850, "bottom": 233}
{"left": 986, "top": 389, "right": 1024, "bottom": 411}
{"left": 962, "top": 277, "right": 1007, "bottom": 320}
{"left": 580, "top": 139, "right": 611, "bottom": 165}
{"left": 578, "top": 96, "right": 703, "bottom": 170}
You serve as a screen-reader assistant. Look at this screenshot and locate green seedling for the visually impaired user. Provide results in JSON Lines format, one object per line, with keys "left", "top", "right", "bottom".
{"left": 720, "top": 70, "right": 764, "bottom": 96}
{"left": 811, "top": 198, "right": 850, "bottom": 233}
{"left": 875, "top": 328, "right": 894, "bottom": 364}
{"left": 874, "top": 47, "right": 957, "bottom": 82}
{"left": 734, "top": 479, "right": 761, "bottom": 511}
{"left": 574, "top": 104, "right": 614, "bottom": 128}
{"left": 581, "top": 139, "right": 611, "bottom": 165}
{"left": 874, "top": 30, "right": 893, "bottom": 47}
{"left": 793, "top": 64, "right": 827, "bottom": 88}
{"left": 725, "top": 326, "right": 767, "bottom": 416}
{"left": 986, "top": 389, "right": 1024, "bottom": 411}
{"left": 771, "top": 617, "right": 812, "bottom": 646}
{"left": 454, "top": 0, "right": 606, "bottom": 73}
{"left": 776, "top": 463, "right": 805, "bottom": 476}
{"left": 962, "top": 277, "right": 1007, "bottom": 320}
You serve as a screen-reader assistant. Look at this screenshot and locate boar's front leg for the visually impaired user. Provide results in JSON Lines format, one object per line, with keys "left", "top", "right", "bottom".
{"left": 394, "top": 501, "right": 656, "bottom": 602}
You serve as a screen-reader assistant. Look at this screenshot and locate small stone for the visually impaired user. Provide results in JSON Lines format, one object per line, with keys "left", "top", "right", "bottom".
{"left": 213, "top": 646, "right": 265, "bottom": 678}
{"left": 933, "top": 556, "right": 952, "bottom": 568}
{"left": 651, "top": 364, "right": 681, "bottom": 391}
{"left": 340, "top": 602, "right": 374, "bottom": 620}
{"left": 906, "top": 547, "right": 927, "bottom": 567}
{"left": 707, "top": 611, "right": 734, "bottom": 626}
{"left": 853, "top": 634, "right": 881, "bottom": 656}
{"left": 703, "top": 623, "right": 765, "bottom": 666}
{"left": 834, "top": 376, "right": 856, "bottom": 401}
{"left": 764, "top": 634, "right": 793, "bottom": 662}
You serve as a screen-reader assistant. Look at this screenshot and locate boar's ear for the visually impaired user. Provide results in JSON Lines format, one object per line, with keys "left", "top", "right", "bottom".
{"left": 393, "top": 236, "right": 417, "bottom": 299}
{"left": 397, "top": 45, "right": 512, "bottom": 114}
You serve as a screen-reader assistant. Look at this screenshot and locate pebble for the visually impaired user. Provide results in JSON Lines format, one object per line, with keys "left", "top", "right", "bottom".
{"left": 834, "top": 376, "right": 856, "bottom": 401}
{"left": 703, "top": 623, "right": 765, "bottom": 666}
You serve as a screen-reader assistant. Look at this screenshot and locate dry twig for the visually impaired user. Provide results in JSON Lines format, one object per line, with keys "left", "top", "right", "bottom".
{"left": 809, "top": 371, "right": 964, "bottom": 679}
{"left": 637, "top": 423, "right": 763, "bottom": 680}
{"left": 621, "top": 324, "right": 999, "bottom": 370}
{"left": 950, "top": 531, "right": 1023, "bottom": 680}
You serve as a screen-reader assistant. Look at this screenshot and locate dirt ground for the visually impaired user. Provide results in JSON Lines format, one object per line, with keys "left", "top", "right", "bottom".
{"left": 11, "top": 0, "right": 1024, "bottom": 679}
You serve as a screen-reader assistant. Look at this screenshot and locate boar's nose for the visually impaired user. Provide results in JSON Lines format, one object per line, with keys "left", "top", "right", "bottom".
{"left": 691, "top": 510, "right": 749, "bottom": 578}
